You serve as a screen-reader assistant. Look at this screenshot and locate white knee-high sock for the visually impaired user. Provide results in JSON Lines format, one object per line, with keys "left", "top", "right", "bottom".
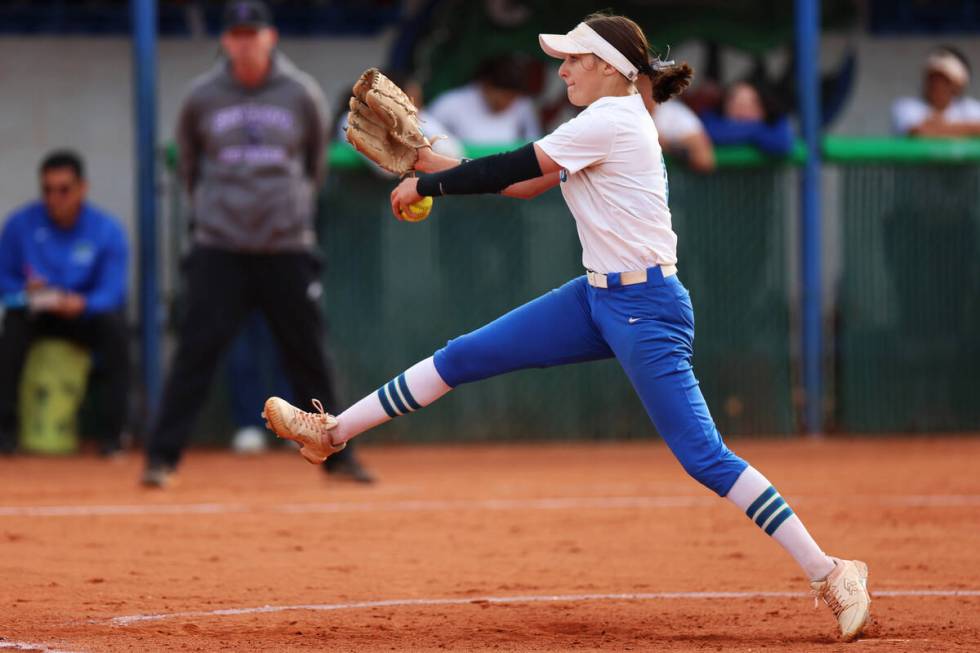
{"left": 332, "top": 356, "right": 452, "bottom": 443}
{"left": 725, "top": 466, "right": 835, "bottom": 581}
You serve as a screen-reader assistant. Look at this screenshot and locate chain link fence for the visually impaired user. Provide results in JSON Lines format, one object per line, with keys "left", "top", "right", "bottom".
{"left": 836, "top": 164, "right": 980, "bottom": 431}
{"left": 315, "top": 163, "right": 796, "bottom": 443}
{"left": 163, "top": 140, "right": 980, "bottom": 443}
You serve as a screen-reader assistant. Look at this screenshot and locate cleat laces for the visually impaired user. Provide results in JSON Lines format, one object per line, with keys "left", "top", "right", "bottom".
{"left": 813, "top": 577, "right": 858, "bottom": 615}
{"left": 294, "top": 399, "right": 341, "bottom": 448}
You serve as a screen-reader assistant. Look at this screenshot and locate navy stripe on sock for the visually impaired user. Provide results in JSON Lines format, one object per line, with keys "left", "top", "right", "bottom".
{"left": 387, "top": 380, "right": 409, "bottom": 414}
{"left": 754, "top": 496, "right": 786, "bottom": 527}
{"left": 764, "top": 506, "right": 794, "bottom": 535}
{"left": 745, "top": 486, "right": 776, "bottom": 519}
{"left": 377, "top": 387, "right": 399, "bottom": 418}
{"left": 398, "top": 373, "right": 422, "bottom": 411}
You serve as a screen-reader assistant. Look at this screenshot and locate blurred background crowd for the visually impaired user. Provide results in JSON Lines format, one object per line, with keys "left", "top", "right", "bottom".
{"left": 1, "top": 0, "right": 979, "bottom": 478}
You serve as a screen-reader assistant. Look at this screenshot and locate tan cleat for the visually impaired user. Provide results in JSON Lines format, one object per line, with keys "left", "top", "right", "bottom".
{"left": 811, "top": 557, "right": 871, "bottom": 642}
{"left": 262, "top": 397, "right": 345, "bottom": 465}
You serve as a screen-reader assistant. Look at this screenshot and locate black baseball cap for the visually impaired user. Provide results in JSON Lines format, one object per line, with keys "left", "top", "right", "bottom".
{"left": 223, "top": 0, "right": 273, "bottom": 31}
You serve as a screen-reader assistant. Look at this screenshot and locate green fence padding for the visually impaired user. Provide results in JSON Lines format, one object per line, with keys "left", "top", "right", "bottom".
{"left": 824, "top": 136, "right": 980, "bottom": 163}
{"left": 713, "top": 141, "right": 807, "bottom": 167}
{"left": 166, "top": 140, "right": 810, "bottom": 173}
{"left": 837, "top": 165, "right": 980, "bottom": 431}
{"left": 18, "top": 338, "right": 92, "bottom": 454}
{"left": 324, "top": 141, "right": 808, "bottom": 171}
{"left": 167, "top": 136, "right": 980, "bottom": 173}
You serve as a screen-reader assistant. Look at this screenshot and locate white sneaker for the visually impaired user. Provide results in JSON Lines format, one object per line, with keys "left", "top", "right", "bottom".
{"left": 262, "top": 397, "right": 344, "bottom": 464}
{"left": 811, "top": 557, "right": 871, "bottom": 641}
{"left": 231, "top": 426, "right": 268, "bottom": 454}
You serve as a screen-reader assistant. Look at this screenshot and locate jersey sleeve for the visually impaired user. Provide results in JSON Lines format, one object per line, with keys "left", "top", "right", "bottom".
{"left": 83, "top": 220, "right": 128, "bottom": 315}
{"left": 960, "top": 97, "right": 980, "bottom": 121}
{"left": 891, "top": 97, "right": 927, "bottom": 135}
{"left": 654, "top": 101, "right": 704, "bottom": 144}
{"left": 536, "top": 108, "right": 616, "bottom": 175}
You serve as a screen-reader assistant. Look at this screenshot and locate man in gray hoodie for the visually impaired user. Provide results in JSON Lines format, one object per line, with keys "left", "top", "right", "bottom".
{"left": 142, "top": 0, "right": 372, "bottom": 486}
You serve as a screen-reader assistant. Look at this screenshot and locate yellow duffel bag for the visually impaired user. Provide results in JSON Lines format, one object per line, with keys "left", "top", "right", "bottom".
{"left": 18, "top": 338, "right": 92, "bottom": 455}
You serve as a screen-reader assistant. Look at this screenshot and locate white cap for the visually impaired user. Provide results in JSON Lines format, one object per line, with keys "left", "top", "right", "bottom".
{"left": 926, "top": 51, "right": 970, "bottom": 87}
{"left": 539, "top": 22, "right": 639, "bottom": 82}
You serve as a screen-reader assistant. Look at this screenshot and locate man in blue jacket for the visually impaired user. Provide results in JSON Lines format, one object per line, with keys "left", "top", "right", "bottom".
{"left": 0, "top": 150, "right": 130, "bottom": 455}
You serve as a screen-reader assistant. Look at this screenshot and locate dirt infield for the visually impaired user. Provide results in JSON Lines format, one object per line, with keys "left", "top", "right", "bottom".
{"left": 1, "top": 436, "right": 979, "bottom": 652}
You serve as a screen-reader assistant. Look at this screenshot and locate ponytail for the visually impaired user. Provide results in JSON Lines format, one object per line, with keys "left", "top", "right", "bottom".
{"left": 645, "top": 60, "right": 694, "bottom": 103}
{"left": 583, "top": 13, "right": 694, "bottom": 104}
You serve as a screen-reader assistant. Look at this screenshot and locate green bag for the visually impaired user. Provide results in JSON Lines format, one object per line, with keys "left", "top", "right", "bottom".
{"left": 18, "top": 338, "right": 92, "bottom": 455}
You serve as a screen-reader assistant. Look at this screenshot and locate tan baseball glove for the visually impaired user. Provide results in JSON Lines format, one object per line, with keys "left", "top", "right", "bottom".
{"left": 346, "top": 68, "right": 428, "bottom": 176}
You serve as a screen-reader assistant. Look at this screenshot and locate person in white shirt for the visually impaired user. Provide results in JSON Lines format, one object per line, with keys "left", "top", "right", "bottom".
{"left": 892, "top": 46, "right": 980, "bottom": 136}
{"left": 265, "top": 13, "right": 870, "bottom": 643}
{"left": 638, "top": 76, "right": 715, "bottom": 173}
{"left": 426, "top": 55, "right": 542, "bottom": 144}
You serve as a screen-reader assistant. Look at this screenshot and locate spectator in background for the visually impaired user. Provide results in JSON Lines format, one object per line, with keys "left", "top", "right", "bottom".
{"left": 141, "top": 0, "right": 373, "bottom": 486}
{"left": 701, "top": 80, "right": 794, "bottom": 156}
{"left": 427, "top": 55, "right": 542, "bottom": 144}
{"left": 892, "top": 46, "right": 980, "bottom": 137}
{"left": 0, "top": 150, "right": 129, "bottom": 456}
{"left": 636, "top": 71, "right": 715, "bottom": 172}
{"left": 225, "top": 313, "right": 293, "bottom": 454}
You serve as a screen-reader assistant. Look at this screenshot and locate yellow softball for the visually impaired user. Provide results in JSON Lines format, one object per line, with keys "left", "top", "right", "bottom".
{"left": 400, "top": 196, "right": 433, "bottom": 222}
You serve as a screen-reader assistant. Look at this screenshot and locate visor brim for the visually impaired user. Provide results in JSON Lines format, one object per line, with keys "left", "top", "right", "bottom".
{"left": 538, "top": 33, "right": 592, "bottom": 59}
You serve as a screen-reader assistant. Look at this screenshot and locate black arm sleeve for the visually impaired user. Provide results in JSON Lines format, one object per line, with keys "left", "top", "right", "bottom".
{"left": 416, "top": 143, "right": 543, "bottom": 197}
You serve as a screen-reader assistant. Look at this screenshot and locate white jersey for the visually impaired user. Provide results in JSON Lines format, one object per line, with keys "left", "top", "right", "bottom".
{"left": 653, "top": 99, "right": 706, "bottom": 145}
{"left": 428, "top": 83, "right": 542, "bottom": 144}
{"left": 891, "top": 95, "right": 980, "bottom": 134}
{"left": 537, "top": 93, "right": 676, "bottom": 273}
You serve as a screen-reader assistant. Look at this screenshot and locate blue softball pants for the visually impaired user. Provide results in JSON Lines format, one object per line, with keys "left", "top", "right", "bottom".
{"left": 433, "top": 267, "right": 747, "bottom": 496}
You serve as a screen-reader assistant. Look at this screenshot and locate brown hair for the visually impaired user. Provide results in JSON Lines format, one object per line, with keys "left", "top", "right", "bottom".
{"left": 584, "top": 12, "right": 693, "bottom": 103}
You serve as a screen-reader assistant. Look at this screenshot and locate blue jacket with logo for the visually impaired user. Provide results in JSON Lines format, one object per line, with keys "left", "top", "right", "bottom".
{"left": 0, "top": 201, "right": 128, "bottom": 315}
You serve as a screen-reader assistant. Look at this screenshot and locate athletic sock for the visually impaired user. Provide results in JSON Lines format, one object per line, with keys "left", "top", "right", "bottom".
{"left": 725, "top": 466, "right": 836, "bottom": 581}
{"left": 333, "top": 356, "right": 451, "bottom": 443}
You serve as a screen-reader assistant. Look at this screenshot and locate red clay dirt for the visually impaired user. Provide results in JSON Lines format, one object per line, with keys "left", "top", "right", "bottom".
{"left": 1, "top": 436, "right": 979, "bottom": 652}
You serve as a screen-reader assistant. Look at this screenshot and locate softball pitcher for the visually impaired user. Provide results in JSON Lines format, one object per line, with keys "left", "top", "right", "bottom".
{"left": 264, "top": 13, "right": 871, "bottom": 641}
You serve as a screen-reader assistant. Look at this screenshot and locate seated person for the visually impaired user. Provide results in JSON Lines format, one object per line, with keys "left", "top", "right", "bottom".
{"left": 701, "top": 80, "right": 794, "bottom": 156}
{"left": 0, "top": 151, "right": 129, "bottom": 455}
{"left": 637, "top": 69, "right": 715, "bottom": 172}
{"left": 427, "top": 54, "right": 542, "bottom": 144}
{"left": 892, "top": 46, "right": 980, "bottom": 137}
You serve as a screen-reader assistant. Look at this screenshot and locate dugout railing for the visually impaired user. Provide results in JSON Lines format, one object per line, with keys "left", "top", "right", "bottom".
{"left": 160, "top": 138, "right": 980, "bottom": 442}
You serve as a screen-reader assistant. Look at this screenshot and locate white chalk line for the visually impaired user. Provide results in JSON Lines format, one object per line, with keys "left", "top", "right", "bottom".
{"left": 0, "top": 641, "right": 80, "bottom": 653}
{"left": 106, "top": 589, "right": 980, "bottom": 626}
{"left": 3, "top": 494, "right": 980, "bottom": 518}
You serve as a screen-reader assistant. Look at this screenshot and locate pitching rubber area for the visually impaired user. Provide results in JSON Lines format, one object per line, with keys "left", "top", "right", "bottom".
{"left": 1, "top": 437, "right": 978, "bottom": 651}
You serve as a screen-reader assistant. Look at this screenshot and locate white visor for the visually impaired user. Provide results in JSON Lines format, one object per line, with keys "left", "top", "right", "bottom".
{"left": 926, "top": 52, "right": 970, "bottom": 87}
{"left": 539, "top": 22, "right": 639, "bottom": 82}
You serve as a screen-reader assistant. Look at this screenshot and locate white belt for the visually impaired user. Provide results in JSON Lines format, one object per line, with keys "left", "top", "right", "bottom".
{"left": 586, "top": 265, "right": 677, "bottom": 289}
